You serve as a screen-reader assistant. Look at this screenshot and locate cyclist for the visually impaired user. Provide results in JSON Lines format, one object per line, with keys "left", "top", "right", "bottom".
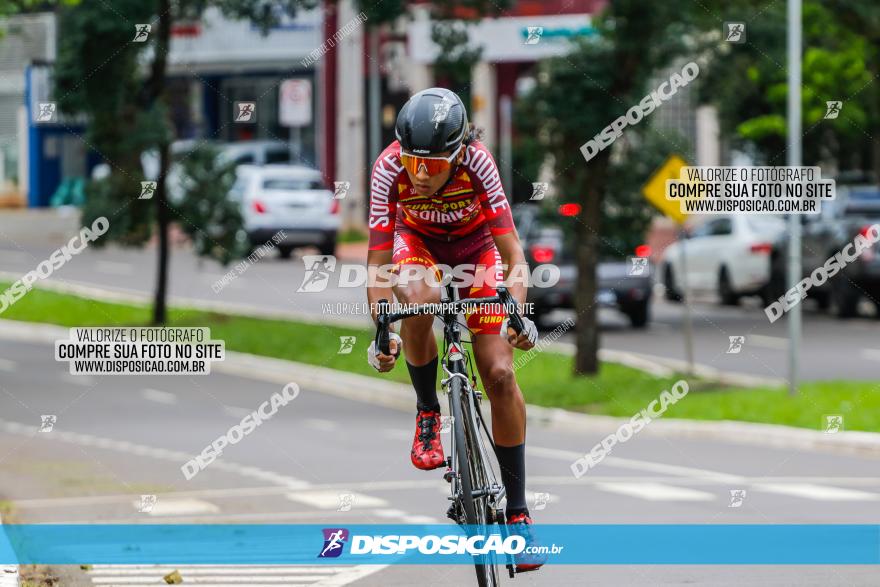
{"left": 365, "top": 87, "right": 543, "bottom": 571}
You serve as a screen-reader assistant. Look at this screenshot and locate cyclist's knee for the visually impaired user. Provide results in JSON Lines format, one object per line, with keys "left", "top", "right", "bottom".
{"left": 394, "top": 280, "right": 440, "bottom": 306}
{"left": 483, "top": 363, "right": 516, "bottom": 393}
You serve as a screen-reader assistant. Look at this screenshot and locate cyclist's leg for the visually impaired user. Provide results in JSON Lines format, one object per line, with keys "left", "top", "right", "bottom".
{"left": 391, "top": 228, "right": 442, "bottom": 375}
{"left": 392, "top": 228, "right": 445, "bottom": 470}
{"left": 464, "top": 243, "right": 529, "bottom": 518}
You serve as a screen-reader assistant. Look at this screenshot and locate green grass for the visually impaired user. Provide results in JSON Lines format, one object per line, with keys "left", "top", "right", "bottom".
{"left": 2, "top": 282, "right": 879, "bottom": 432}
{"left": 337, "top": 228, "right": 368, "bottom": 243}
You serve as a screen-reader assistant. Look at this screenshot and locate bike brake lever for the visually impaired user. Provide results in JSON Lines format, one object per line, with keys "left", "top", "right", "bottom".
{"left": 376, "top": 298, "right": 391, "bottom": 355}
{"left": 496, "top": 286, "right": 524, "bottom": 335}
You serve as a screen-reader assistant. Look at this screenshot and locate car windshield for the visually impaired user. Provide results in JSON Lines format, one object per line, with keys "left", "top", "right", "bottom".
{"left": 841, "top": 185, "right": 880, "bottom": 216}
{"left": 747, "top": 216, "right": 784, "bottom": 233}
{"left": 262, "top": 178, "right": 323, "bottom": 191}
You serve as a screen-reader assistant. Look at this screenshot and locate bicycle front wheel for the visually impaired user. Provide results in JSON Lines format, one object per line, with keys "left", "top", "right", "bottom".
{"left": 449, "top": 378, "right": 499, "bottom": 587}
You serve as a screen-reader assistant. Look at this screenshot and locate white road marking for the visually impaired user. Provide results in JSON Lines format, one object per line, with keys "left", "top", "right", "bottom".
{"left": 373, "top": 508, "right": 441, "bottom": 524}
{"left": 0, "top": 418, "right": 309, "bottom": 490}
{"left": 223, "top": 405, "right": 252, "bottom": 418}
{"left": 88, "top": 567, "right": 338, "bottom": 575}
{"left": 63, "top": 373, "right": 95, "bottom": 386}
{"left": 48, "top": 509, "right": 403, "bottom": 525}
{"left": 860, "top": 349, "right": 880, "bottom": 361}
{"left": 138, "top": 498, "right": 220, "bottom": 516}
{"left": 85, "top": 565, "right": 389, "bottom": 587}
{"left": 0, "top": 359, "right": 14, "bottom": 372}
{"left": 140, "top": 388, "right": 177, "bottom": 405}
{"left": 594, "top": 481, "right": 716, "bottom": 501}
{"left": 752, "top": 483, "right": 880, "bottom": 501}
{"left": 305, "top": 418, "right": 339, "bottom": 432}
{"left": 90, "top": 576, "right": 321, "bottom": 584}
{"left": 15, "top": 475, "right": 880, "bottom": 511}
{"left": 526, "top": 445, "right": 746, "bottom": 482}
{"left": 95, "top": 261, "right": 134, "bottom": 275}
{"left": 0, "top": 568, "right": 18, "bottom": 587}
{"left": 286, "top": 490, "right": 388, "bottom": 510}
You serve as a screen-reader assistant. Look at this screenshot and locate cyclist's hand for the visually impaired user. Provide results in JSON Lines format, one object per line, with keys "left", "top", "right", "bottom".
{"left": 501, "top": 316, "right": 538, "bottom": 350}
{"left": 368, "top": 333, "right": 402, "bottom": 372}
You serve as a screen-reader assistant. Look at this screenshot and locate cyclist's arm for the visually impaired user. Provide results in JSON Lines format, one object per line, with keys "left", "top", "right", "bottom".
{"left": 366, "top": 248, "right": 395, "bottom": 328}
{"left": 492, "top": 230, "right": 528, "bottom": 306}
{"left": 366, "top": 145, "right": 401, "bottom": 327}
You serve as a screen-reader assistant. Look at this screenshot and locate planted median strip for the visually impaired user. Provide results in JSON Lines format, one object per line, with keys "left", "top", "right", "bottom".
{"left": 1, "top": 282, "right": 878, "bottom": 432}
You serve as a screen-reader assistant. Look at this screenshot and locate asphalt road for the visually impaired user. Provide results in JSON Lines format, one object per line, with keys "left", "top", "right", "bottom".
{"left": 1, "top": 238, "right": 879, "bottom": 381}
{"left": 1, "top": 336, "right": 879, "bottom": 585}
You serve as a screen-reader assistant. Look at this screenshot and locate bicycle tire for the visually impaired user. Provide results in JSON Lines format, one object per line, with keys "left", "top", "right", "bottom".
{"left": 450, "top": 378, "right": 499, "bottom": 587}
{"left": 449, "top": 376, "right": 477, "bottom": 526}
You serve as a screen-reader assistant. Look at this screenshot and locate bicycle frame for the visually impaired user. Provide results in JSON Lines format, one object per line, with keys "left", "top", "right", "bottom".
{"left": 375, "top": 284, "right": 524, "bottom": 585}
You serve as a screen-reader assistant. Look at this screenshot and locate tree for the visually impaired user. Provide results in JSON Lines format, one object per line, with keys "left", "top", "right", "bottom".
{"left": 54, "top": 0, "right": 317, "bottom": 324}
{"left": 700, "top": 0, "right": 873, "bottom": 171}
{"left": 517, "top": 1, "right": 700, "bottom": 374}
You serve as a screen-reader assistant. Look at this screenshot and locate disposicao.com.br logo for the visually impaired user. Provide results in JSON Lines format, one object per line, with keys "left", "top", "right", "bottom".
{"left": 317, "top": 528, "right": 528, "bottom": 557}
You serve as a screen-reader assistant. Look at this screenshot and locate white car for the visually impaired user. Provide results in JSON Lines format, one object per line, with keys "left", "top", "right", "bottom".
{"left": 230, "top": 165, "right": 339, "bottom": 258}
{"left": 661, "top": 215, "right": 786, "bottom": 305}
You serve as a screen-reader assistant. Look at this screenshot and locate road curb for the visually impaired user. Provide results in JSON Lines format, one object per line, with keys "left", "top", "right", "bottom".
{"left": 2, "top": 318, "right": 878, "bottom": 458}
{"left": 0, "top": 277, "right": 784, "bottom": 388}
{"left": 0, "top": 271, "right": 367, "bottom": 328}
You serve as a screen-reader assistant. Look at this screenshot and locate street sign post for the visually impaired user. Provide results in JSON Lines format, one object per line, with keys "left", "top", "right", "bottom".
{"left": 279, "top": 79, "right": 312, "bottom": 163}
{"left": 642, "top": 155, "right": 695, "bottom": 375}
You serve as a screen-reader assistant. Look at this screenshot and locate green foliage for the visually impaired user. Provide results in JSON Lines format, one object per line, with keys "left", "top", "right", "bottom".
{"left": 173, "top": 146, "right": 247, "bottom": 265}
{"left": 81, "top": 175, "right": 152, "bottom": 246}
{"left": 603, "top": 131, "right": 687, "bottom": 258}
{"left": 430, "top": 20, "right": 482, "bottom": 98}
{"left": 354, "top": 0, "right": 405, "bottom": 25}
{"left": 54, "top": 0, "right": 162, "bottom": 248}
{"left": 701, "top": 0, "right": 875, "bottom": 167}
{"left": 210, "top": 0, "right": 319, "bottom": 34}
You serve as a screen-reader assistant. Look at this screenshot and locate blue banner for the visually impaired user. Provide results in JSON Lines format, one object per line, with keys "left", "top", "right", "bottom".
{"left": 1, "top": 524, "right": 878, "bottom": 565}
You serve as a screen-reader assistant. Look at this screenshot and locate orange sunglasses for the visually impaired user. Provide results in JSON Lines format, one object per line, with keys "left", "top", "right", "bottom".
{"left": 399, "top": 144, "right": 463, "bottom": 177}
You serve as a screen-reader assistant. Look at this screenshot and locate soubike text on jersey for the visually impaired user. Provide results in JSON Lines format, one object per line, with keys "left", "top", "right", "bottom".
{"left": 368, "top": 143, "right": 509, "bottom": 230}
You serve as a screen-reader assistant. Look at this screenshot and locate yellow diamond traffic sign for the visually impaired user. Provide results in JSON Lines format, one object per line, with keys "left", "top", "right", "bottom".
{"left": 642, "top": 155, "right": 690, "bottom": 224}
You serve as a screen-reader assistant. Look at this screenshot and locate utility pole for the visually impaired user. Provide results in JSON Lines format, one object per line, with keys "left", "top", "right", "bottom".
{"left": 786, "top": 0, "right": 802, "bottom": 396}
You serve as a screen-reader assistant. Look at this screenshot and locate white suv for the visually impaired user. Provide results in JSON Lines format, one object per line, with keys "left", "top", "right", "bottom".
{"left": 230, "top": 165, "right": 339, "bottom": 258}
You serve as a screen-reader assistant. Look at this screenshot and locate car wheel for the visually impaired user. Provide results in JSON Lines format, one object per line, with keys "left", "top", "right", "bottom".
{"left": 664, "top": 265, "right": 682, "bottom": 303}
{"left": 718, "top": 267, "right": 740, "bottom": 306}
{"left": 319, "top": 239, "right": 336, "bottom": 256}
{"left": 626, "top": 301, "right": 649, "bottom": 328}
{"left": 278, "top": 245, "right": 294, "bottom": 259}
{"left": 831, "top": 277, "right": 860, "bottom": 318}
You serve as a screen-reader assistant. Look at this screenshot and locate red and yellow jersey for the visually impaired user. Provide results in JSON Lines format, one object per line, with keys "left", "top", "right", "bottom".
{"left": 368, "top": 140, "right": 515, "bottom": 251}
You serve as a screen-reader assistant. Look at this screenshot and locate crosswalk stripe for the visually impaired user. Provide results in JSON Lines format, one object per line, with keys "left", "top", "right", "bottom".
{"left": 139, "top": 498, "right": 220, "bottom": 516}
{"left": 85, "top": 564, "right": 390, "bottom": 587}
{"left": 286, "top": 490, "right": 388, "bottom": 510}
{"left": 89, "top": 568, "right": 338, "bottom": 575}
{"left": 90, "top": 576, "right": 322, "bottom": 584}
{"left": 752, "top": 483, "right": 880, "bottom": 501}
{"left": 595, "top": 482, "right": 716, "bottom": 501}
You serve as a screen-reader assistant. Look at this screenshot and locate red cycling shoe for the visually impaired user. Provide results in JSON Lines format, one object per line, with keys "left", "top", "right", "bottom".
{"left": 411, "top": 410, "right": 445, "bottom": 470}
{"left": 507, "top": 512, "right": 545, "bottom": 572}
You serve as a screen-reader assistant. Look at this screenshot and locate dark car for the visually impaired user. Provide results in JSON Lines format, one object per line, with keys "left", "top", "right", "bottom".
{"left": 512, "top": 204, "right": 653, "bottom": 328}
{"left": 769, "top": 181, "right": 880, "bottom": 317}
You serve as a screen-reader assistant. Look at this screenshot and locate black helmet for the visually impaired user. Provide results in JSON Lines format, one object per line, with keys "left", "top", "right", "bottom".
{"left": 395, "top": 88, "right": 469, "bottom": 155}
